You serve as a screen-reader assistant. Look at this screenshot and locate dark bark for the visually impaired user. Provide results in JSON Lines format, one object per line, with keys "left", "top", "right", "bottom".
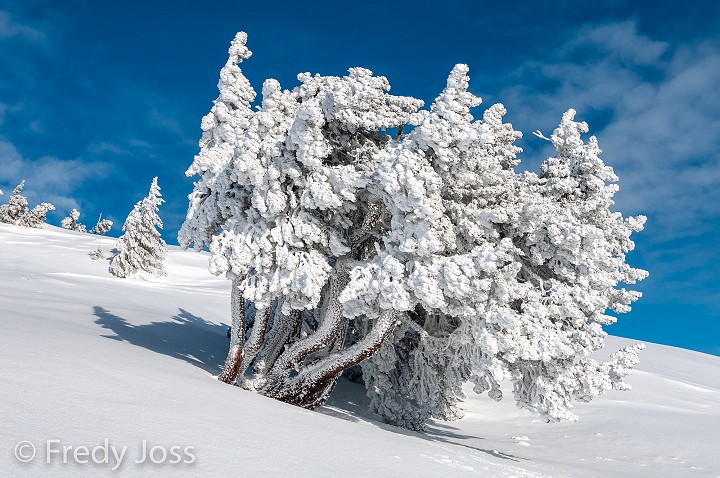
{"left": 238, "top": 306, "right": 271, "bottom": 375}
{"left": 218, "top": 279, "right": 246, "bottom": 384}
{"left": 265, "top": 258, "right": 352, "bottom": 379}
{"left": 261, "top": 311, "right": 398, "bottom": 409}
{"left": 253, "top": 309, "right": 302, "bottom": 376}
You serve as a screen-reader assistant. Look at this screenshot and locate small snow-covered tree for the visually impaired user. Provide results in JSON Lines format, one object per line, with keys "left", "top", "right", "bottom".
{"left": 90, "top": 215, "right": 113, "bottom": 235}
{"left": 1, "top": 180, "right": 55, "bottom": 229}
{"left": 18, "top": 202, "right": 55, "bottom": 228}
{"left": 89, "top": 248, "right": 105, "bottom": 260}
{"left": 110, "top": 177, "right": 167, "bottom": 278}
{"left": 61, "top": 209, "right": 87, "bottom": 232}
{"left": 0, "top": 180, "right": 28, "bottom": 224}
{"left": 180, "top": 32, "right": 647, "bottom": 428}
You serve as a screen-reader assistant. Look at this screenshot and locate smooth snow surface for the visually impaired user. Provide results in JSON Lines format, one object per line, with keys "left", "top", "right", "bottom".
{"left": 1, "top": 224, "right": 718, "bottom": 477}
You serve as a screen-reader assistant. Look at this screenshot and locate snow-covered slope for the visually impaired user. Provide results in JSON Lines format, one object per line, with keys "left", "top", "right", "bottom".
{"left": 1, "top": 223, "right": 718, "bottom": 477}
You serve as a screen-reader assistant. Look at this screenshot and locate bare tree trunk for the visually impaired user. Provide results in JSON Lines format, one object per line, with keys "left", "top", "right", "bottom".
{"left": 265, "top": 258, "right": 353, "bottom": 379}
{"left": 218, "top": 278, "right": 245, "bottom": 384}
{"left": 261, "top": 310, "right": 399, "bottom": 408}
{"left": 253, "top": 309, "right": 302, "bottom": 376}
{"left": 237, "top": 306, "right": 271, "bottom": 383}
{"left": 300, "top": 308, "right": 352, "bottom": 403}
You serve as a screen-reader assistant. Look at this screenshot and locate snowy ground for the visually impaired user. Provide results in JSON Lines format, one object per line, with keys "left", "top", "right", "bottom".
{"left": 1, "top": 223, "right": 718, "bottom": 477}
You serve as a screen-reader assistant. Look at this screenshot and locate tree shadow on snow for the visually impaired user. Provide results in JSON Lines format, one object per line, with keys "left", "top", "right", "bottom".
{"left": 93, "top": 306, "right": 227, "bottom": 374}
{"left": 93, "top": 305, "right": 520, "bottom": 461}
{"left": 321, "top": 378, "right": 521, "bottom": 462}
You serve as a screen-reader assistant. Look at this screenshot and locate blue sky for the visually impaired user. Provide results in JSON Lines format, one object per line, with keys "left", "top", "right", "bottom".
{"left": 1, "top": 0, "right": 718, "bottom": 355}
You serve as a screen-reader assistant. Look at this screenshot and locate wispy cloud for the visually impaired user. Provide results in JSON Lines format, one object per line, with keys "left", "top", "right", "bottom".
{"left": 491, "top": 20, "right": 720, "bottom": 235}
{"left": 87, "top": 141, "right": 132, "bottom": 156}
{"left": 477, "top": 19, "right": 720, "bottom": 315}
{"left": 0, "top": 138, "right": 112, "bottom": 213}
{"left": 563, "top": 21, "right": 669, "bottom": 66}
{"left": 0, "top": 5, "right": 197, "bottom": 239}
{"left": 0, "top": 10, "right": 45, "bottom": 42}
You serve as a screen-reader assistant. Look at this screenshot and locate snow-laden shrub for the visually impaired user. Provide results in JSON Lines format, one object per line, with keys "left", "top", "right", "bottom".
{"left": 61, "top": 209, "right": 87, "bottom": 232}
{"left": 18, "top": 202, "right": 55, "bottom": 228}
{"left": 90, "top": 216, "right": 113, "bottom": 236}
{"left": 0, "top": 181, "right": 28, "bottom": 224}
{"left": 89, "top": 248, "right": 105, "bottom": 260}
{"left": 180, "top": 32, "right": 647, "bottom": 428}
{"left": 1, "top": 180, "right": 55, "bottom": 229}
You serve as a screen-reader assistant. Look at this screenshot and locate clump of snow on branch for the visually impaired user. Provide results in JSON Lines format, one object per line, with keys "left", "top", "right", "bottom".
{"left": 180, "top": 32, "right": 648, "bottom": 429}
{"left": 110, "top": 177, "right": 167, "bottom": 278}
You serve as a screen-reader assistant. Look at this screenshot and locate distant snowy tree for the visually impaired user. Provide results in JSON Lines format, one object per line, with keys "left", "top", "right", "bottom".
{"left": 180, "top": 32, "right": 647, "bottom": 428}
{"left": 0, "top": 181, "right": 28, "bottom": 224}
{"left": 90, "top": 215, "right": 113, "bottom": 235}
{"left": 88, "top": 248, "right": 105, "bottom": 260}
{"left": 61, "top": 209, "right": 87, "bottom": 232}
{"left": 18, "top": 202, "right": 55, "bottom": 228}
{"left": 110, "top": 177, "right": 167, "bottom": 278}
{"left": 1, "top": 180, "right": 55, "bottom": 229}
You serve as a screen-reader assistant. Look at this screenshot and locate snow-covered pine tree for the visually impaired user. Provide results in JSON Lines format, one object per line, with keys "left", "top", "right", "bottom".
{"left": 18, "top": 202, "right": 55, "bottom": 228}
{"left": 180, "top": 32, "right": 647, "bottom": 428}
{"left": 0, "top": 180, "right": 28, "bottom": 224}
{"left": 90, "top": 215, "right": 113, "bottom": 235}
{"left": 1, "top": 180, "right": 56, "bottom": 229}
{"left": 109, "top": 177, "right": 167, "bottom": 278}
{"left": 61, "top": 209, "right": 87, "bottom": 232}
{"left": 88, "top": 247, "right": 105, "bottom": 260}
{"left": 178, "top": 32, "right": 256, "bottom": 382}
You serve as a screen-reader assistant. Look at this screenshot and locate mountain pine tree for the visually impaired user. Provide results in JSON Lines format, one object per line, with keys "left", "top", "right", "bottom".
{"left": 61, "top": 209, "right": 87, "bottom": 232}
{"left": 109, "top": 177, "right": 167, "bottom": 278}
{"left": 180, "top": 32, "right": 647, "bottom": 428}
{"left": 18, "top": 202, "right": 55, "bottom": 228}
{"left": 90, "top": 215, "right": 113, "bottom": 235}
{"left": 0, "top": 181, "right": 28, "bottom": 224}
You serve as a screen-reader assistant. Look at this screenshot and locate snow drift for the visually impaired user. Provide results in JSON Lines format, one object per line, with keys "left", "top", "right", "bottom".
{"left": 0, "top": 223, "right": 718, "bottom": 477}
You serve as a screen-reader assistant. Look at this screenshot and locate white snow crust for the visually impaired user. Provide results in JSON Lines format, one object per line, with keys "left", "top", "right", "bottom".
{"left": 0, "top": 223, "right": 718, "bottom": 477}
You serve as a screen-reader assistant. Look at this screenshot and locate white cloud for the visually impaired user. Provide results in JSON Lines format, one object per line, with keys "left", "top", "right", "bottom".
{"left": 0, "top": 10, "right": 45, "bottom": 42}
{"left": 87, "top": 142, "right": 131, "bottom": 156}
{"left": 0, "top": 138, "right": 112, "bottom": 213}
{"left": 0, "top": 101, "right": 22, "bottom": 126}
{"left": 564, "top": 21, "right": 669, "bottom": 65}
